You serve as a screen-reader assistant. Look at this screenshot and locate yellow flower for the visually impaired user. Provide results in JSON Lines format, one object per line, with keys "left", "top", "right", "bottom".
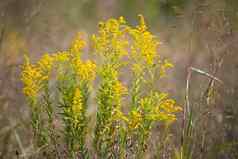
{"left": 21, "top": 56, "right": 45, "bottom": 98}
{"left": 53, "top": 51, "right": 70, "bottom": 63}
{"left": 72, "top": 58, "right": 96, "bottom": 82}
{"left": 128, "top": 110, "right": 143, "bottom": 130}
{"left": 113, "top": 80, "right": 127, "bottom": 97}
{"left": 37, "top": 53, "right": 55, "bottom": 75}
{"left": 136, "top": 92, "right": 182, "bottom": 123}
{"left": 159, "top": 99, "right": 182, "bottom": 113}
{"left": 72, "top": 88, "right": 83, "bottom": 116}
{"left": 159, "top": 59, "right": 174, "bottom": 77}
{"left": 112, "top": 80, "right": 127, "bottom": 108}
{"left": 92, "top": 17, "right": 128, "bottom": 60}
{"left": 129, "top": 30, "right": 159, "bottom": 66}
{"left": 21, "top": 53, "right": 58, "bottom": 99}
{"left": 147, "top": 110, "right": 177, "bottom": 122}
{"left": 99, "top": 64, "right": 119, "bottom": 80}
{"left": 69, "top": 32, "right": 86, "bottom": 55}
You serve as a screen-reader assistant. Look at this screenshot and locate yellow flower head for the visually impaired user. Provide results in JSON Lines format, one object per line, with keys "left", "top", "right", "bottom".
{"left": 92, "top": 17, "right": 128, "bottom": 60}
{"left": 136, "top": 92, "right": 182, "bottom": 123}
{"left": 129, "top": 29, "right": 159, "bottom": 66}
{"left": 72, "top": 58, "right": 96, "bottom": 82}
{"left": 128, "top": 110, "right": 143, "bottom": 130}
{"left": 113, "top": 80, "right": 127, "bottom": 97}
{"left": 159, "top": 99, "right": 182, "bottom": 113}
{"left": 70, "top": 32, "right": 86, "bottom": 55}
{"left": 159, "top": 59, "right": 174, "bottom": 77}
{"left": 37, "top": 53, "right": 55, "bottom": 74}
{"left": 21, "top": 56, "right": 45, "bottom": 98}
{"left": 72, "top": 88, "right": 83, "bottom": 116}
{"left": 53, "top": 51, "right": 70, "bottom": 63}
{"left": 151, "top": 93, "right": 182, "bottom": 122}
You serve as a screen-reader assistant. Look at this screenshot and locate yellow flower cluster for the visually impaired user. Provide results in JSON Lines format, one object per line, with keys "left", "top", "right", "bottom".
{"left": 21, "top": 33, "right": 96, "bottom": 99}
{"left": 92, "top": 17, "right": 128, "bottom": 60}
{"left": 126, "top": 92, "right": 182, "bottom": 130}
{"left": 128, "top": 110, "right": 143, "bottom": 130}
{"left": 69, "top": 32, "right": 86, "bottom": 55}
{"left": 159, "top": 59, "right": 174, "bottom": 77}
{"left": 21, "top": 62, "right": 42, "bottom": 98}
{"left": 72, "top": 88, "right": 83, "bottom": 119}
{"left": 112, "top": 80, "right": 127, "bottom": 109}
{"left": 21, "top": 56, "right": 49, "bottom": 98}
{"left": 113, "top": 80, "right": 127, "bottom": 98}
{"left": 37, "top": 53, "right": 55, "bottom": 74}
{"left": 21, "top": 51, "right": 70, "bottom": 99}
{"left": 72, "top": 58, "right": 96, "bottom": 82}
{"left": 68, "top": 33, "right": 97, "bottom": 82}
{"left": 53, "top": 51, "right": 70, "bottom": 63}
{"left": 129, "top": 15, "right": 159, "bottom": 66}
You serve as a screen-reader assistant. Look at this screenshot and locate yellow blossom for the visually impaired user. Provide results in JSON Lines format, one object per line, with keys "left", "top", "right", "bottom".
{"left": 72, "top": 58, "right": 96, "bottom": 82}
{"left": 37, "top": 53, "right": 55, "bottom": 74}
{"left": 112, "top": 80, "right": 127, "bottom": 108}
{"left": 159, "top": 59, "right": 174, "bottom": 77}
{"left": 53, "top": 51, "right": 70, "bottom": 62}
{"left": 21, "top": 56, "right": 45, "bottom": 98}
{"left": 72, "top": 88, "right": 83, "bottom": 116}
{"left": 159, "top": 99, "right": 183, "bottom": 113}
{"left": 129, "top": 28, "right": 159, "bottom": 66}
{"left": 69, "top": 32, "right": 86, "bottom": 55}
{"left": 113, "top": 80, "right": 127, "bottom": 97}
{"left": 92, "top": 17, "right": 128, "bottom": 60}
{"left": 128, "top": 110, "right": 143, "bottom": 130}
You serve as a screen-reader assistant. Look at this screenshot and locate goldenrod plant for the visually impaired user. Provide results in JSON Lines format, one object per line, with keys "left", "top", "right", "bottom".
{"left": 21, "top": 15, "right": 182, "bottom": 158}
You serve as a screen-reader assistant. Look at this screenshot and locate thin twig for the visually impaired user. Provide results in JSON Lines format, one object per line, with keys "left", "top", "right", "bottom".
{"left": 189, "top": 67, "right": 223, "bottom": 84}
{"left": 185, "top": 66, "right": 223, "bottom": 115}
{"left": 183, "top": 66, "right": 223, "bottom": 149}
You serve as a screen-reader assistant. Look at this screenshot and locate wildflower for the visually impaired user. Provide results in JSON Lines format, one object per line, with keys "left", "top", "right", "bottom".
{"left": 70, "top": 88, "right": 84, "bottom": 128}
{"left": 37, "top": 53, "right": 55, "bottom": 75}
{"left": 21, "top": 56, "right": 45, "bottom": 98}
{"left": 128, "top": 110, "right": 143, "bottom": 130}
{"left": 92, "top": 17, "right": 128, "bottom": 61}
{"left": 159, "top": 99, "right": 182, "bottom": 113}
{"left": 113, "top": 80, "right": 127, "bottom": 97}
{"left": 129, "top": 30, "right": 159, "bottom": 66}
{"left": 72, "top": 88, "right": 83, "bottom": 122}
{"left": 53, "top": 51, "right": 70, "bottom": 63}
{"left": 69, "top": 33, "right": 86, "bottom": 55}
{"left": 72, "top": 58, "right": 96, "bottom": 82}
{"left": 159, "top": 59, "right": 174, "bottom": 77}
{"left": 129, "top": 15, "right": 160, "bottom": 66}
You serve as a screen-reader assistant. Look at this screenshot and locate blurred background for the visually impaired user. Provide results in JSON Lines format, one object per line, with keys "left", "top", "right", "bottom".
{"left": 0, "top": 0, "right": 238, "bottom": 158}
